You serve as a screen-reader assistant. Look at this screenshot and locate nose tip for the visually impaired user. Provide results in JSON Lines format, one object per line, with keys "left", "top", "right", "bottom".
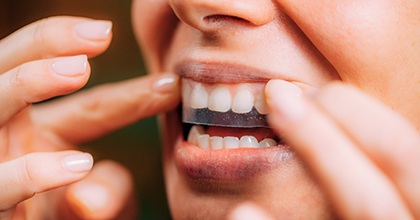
{"left": 169, "top": 0, "right": 275, "bottom": 31}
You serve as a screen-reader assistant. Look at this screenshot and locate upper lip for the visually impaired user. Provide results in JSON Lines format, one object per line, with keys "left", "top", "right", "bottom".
{"left": 174, "top": 60, "right": 290, "bottom": 84}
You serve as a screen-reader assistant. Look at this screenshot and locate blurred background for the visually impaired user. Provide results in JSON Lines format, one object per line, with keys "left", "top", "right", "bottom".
{"left": 0, "top": 0, "right": 171, "bottom": 219}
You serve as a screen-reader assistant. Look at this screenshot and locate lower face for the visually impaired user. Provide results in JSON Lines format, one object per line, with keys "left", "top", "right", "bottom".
{"left": 131, "top": 0, "right": 420, "bottom": 218}
{"left": 131, "top": 1, "right": 339, "bottom": 219}
{"left": 159, "top": 111, "right": 335, "bottom": 219}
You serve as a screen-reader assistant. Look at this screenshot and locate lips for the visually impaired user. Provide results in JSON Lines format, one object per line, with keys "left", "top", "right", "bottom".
{"left": 172, "top": 60, "right": 295, "bottom": 181}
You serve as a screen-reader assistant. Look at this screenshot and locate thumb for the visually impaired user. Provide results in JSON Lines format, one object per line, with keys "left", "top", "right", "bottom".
{"left": 228, "top": 202, "right": 275, "bottom": 220}
{"left": 0, "top": 151, "right": 93, "bottom": 214}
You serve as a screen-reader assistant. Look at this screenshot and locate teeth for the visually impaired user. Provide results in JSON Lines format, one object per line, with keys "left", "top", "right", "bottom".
{"left": 197, "top": 134, "right": 210, "bottom": 150}
{"left": 187, "top": 125, "right": 206, "bottom": 145}
{"left": 183, "top": 79, "right": 268, "bottom": 114}
{"left": 224, "top": 136, "right": 240, "bottom": 149}
{"left": 208, "top": 86, "right": 231, "bottom": 112}
{"left": 232, "top": 85, "right": 254, "bottom": 113}
{"left": 254, "top": 92, "right": 269, "bottom": 115}
{"left": 182, "top": 81, "right": 192, "bottom": 108}
{"left": 210, "top": 136, "right": 224, "bottom": 150}
{"left": 190, "top": 83, "right": 208, "bottom": 109}
{"left": 259, "top": 138, "right": 277, "bottom": 148}
{"left": 187, "top": 126, "right": 278, "bottom": 150}
{"left": 239, "top": 136, "right": 259, "bottom": 148}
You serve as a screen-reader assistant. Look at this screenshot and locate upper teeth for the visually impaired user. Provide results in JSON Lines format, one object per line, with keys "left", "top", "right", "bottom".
{"left": 188, "top": 125, "right": 278, "bottom": 150}
{"left": 182, "top": 79, "right": 269, "bottom": 114}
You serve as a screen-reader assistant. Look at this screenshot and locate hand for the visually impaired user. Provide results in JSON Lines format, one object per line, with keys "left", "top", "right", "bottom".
{"left": 0, "top": 16, "right": 180, "bottom": 219}
{"left": 229, "top": 82, "right": 420, "bottom": 220}
{"left": 227, "top": 0, "right": 420, "bottom": 219}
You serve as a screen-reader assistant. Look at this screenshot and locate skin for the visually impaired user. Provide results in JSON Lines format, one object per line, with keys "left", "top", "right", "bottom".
{"left": 0, "top": 16, "right": 179, "bottom": 219}
{"left": 132, "top": 0, "right": 420, "bottom": 219}
{"left": 2, "top": 0, "right": 419, "bottom": 219}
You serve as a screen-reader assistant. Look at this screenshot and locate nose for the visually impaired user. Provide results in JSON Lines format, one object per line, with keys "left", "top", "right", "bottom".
{"left": 168, "top": 0, "right": 276, "bottom": 31}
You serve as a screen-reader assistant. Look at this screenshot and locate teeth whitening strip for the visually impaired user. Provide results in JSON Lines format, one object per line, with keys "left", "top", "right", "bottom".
{"left": 182, "top": 106, "right": 269, "bottom": 128}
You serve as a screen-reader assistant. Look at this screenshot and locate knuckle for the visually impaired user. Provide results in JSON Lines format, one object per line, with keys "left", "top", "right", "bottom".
{"left": 32, "top": 18, "right": 50, "bottom": 49}
{"left": 9, "top": 65, "right": 26, "bottom": 89}
{"left": 31, "top": 17, "right": 73, "bottom": 55}
{"left": 17, "top": 154, "right": 37, "bottom": 195}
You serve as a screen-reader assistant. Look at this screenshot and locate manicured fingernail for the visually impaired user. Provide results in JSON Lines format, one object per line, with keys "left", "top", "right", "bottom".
{"left": 153, "top": 73, "right": 179, "bottom": 93}
{"left": 51, "top": 55, "right": 88, "bottom": 76}
{"left": 265, "top": 80, "right": 305, "bottom": 121}
{"left": 75, "top": 20, "right": 112, "bottom": 40}
{"left": 63, "top": 153, "right": 93, "bottom": 172}
{"left": 72, "top": 183, "right": 110, "bottom": 213}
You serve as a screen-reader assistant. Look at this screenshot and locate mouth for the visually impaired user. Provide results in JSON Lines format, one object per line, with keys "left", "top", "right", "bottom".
{"left": 173, "top": 61, "right": 295, "bottom": 182}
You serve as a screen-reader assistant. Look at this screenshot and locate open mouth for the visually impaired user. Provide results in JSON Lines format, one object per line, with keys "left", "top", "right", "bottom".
{"left": 172, "top": 61, "right": 295, "bottom": 181}
{"left": 182, "top": 78, "right": 283, "bottom": 150}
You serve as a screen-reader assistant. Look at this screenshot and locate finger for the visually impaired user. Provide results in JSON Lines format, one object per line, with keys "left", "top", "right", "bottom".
{"left": 314, "top": 83, "right": 420, "bottom": 217}
{"left": 64, "top": 160, "right": 136, "bottom": 219}
{"left": 265, "top": 80, "right": 412, "bottom": 219}
{"left": 0, "top": 16, "right": 112, "bottom": 73}
{"left": 0, "top": 151, "right": 93, "bottom": 211}
{"left": 32, "top": 73, "right": 180, "bottom": 143}
{"left": 228, "top": 203, "right": 275, "bottom": 220}
{"left": 0, "top": 55, "right": 90, "bottom": 125}
{"left": 275, "top": 0, "right": 420, "bottom": 108}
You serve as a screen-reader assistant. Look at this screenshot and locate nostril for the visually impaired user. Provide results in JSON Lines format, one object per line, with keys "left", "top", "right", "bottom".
{"left": 203, "top": 14, "right": 251, "bottom": 26}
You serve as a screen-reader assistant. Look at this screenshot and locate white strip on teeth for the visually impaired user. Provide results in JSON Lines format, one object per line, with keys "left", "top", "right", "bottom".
{"left": 182, "top": 79, "right": 269, "bottom": 114}
{"left": 187, "top": 125, "right": 278, "bottom": 150}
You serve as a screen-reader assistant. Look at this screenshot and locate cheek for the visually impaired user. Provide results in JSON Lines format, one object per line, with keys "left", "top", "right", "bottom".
{"left": 132, "top": 0, "right": 179, "bottom": 73}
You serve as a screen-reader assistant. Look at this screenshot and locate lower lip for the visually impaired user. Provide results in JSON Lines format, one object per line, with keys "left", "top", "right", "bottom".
{"left": 174, "top": 138, "right": 295, "bottom": 181}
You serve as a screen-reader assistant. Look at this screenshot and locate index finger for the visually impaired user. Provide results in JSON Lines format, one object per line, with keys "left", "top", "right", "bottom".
{"left": 0, "top": 16, "right": 112, "bottom": 73}
{"left": 31, "top": 73, "right": 180, "bottom": 144}
{"left": 314, "top": 83, "right": 420, "bottom": 217}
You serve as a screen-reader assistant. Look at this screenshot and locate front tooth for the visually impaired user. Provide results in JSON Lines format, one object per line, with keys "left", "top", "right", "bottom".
{"left": 239, "top": 136, "right": 259, "bottom": 148}
{"left": 232, "top": 86, "right": 254, "bottom": 114}
{"left": 254, "top": 92, "right": 269, "bottom": 114}
{"left": 259, "top": 138, "right": 277, "bottom": 148}
{"left": 190, "top": 83, "right": 208, "bottom": 109}
{"left": 182, "top": 80, "right": 192, "bottom": 107}
{"left": 187, "top": 125, "right": 205, "bottom": 145}
{"left": 224, "top": 136, "right": 240, "bottom": 149}
{"left": 197, "top": 134, "right": 210, "bottom": 150}
{"left": 210, "top": 136, "right": 224, "bottom": 150}
{"left": 208, "top": 86, "right": 231, "bottom": 112}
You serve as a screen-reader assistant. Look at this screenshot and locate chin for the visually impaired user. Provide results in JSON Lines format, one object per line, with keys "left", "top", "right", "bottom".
{"left": 131, "top": 1, "right": 340, "bottom": 218}
{"left": 158, "top": 96, "right": 335, "bottom": 219}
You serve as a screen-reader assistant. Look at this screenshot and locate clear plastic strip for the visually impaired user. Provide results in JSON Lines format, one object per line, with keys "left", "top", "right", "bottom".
{"left": 182, "top": 105, "right": 269, "bottom": 128}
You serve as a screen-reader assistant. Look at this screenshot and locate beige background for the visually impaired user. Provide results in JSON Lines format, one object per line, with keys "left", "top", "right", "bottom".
{"left": 0, "top": 0, "right": 170, "bottom": 219}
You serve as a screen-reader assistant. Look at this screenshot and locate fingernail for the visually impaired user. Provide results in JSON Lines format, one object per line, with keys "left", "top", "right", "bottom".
{"left": 51, "top": 55, "right": 88, "bottom": 76}
{"left": 75, "top": 20, "right": 112, "bottom": 41}
{"left": 72, "top": 183, "right": 110, "bottom": 213}
{"left": 265, "top": 80, "right": 305, "bottom": 121}
{"left": 153, "top": 73, "right": 179, "bottom": 93}
{"left": 63, "top": 153, "right": 93, "bottom": 172}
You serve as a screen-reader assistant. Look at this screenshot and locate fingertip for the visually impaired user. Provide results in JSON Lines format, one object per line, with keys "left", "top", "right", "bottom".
{"left": 229, "top": 203, "right": 274, "bottom": 220}
{"left": 62, "top": 152, "right": 93, "bottom": 173}
{"left": 152, "top": 73, "right": 180, "bottom": 93}
{"left": 67, "top": 182, "right": 112, "bottom": 219}
{"left": 66, "top": 160, "right": 136, "bottom": 219}
{"left": 51, "top": 55, "right": 88, "bottom": 77}
{"left": 74, "top": 20, "right": 113, "bottom": 42}
{"left": 265, "top": 79, "right": 305, "bottom": 123}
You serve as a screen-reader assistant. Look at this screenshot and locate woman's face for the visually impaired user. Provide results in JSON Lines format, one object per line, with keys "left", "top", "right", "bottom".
{"left": 132, "top": 0, "right": 420, "bottom": 218}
